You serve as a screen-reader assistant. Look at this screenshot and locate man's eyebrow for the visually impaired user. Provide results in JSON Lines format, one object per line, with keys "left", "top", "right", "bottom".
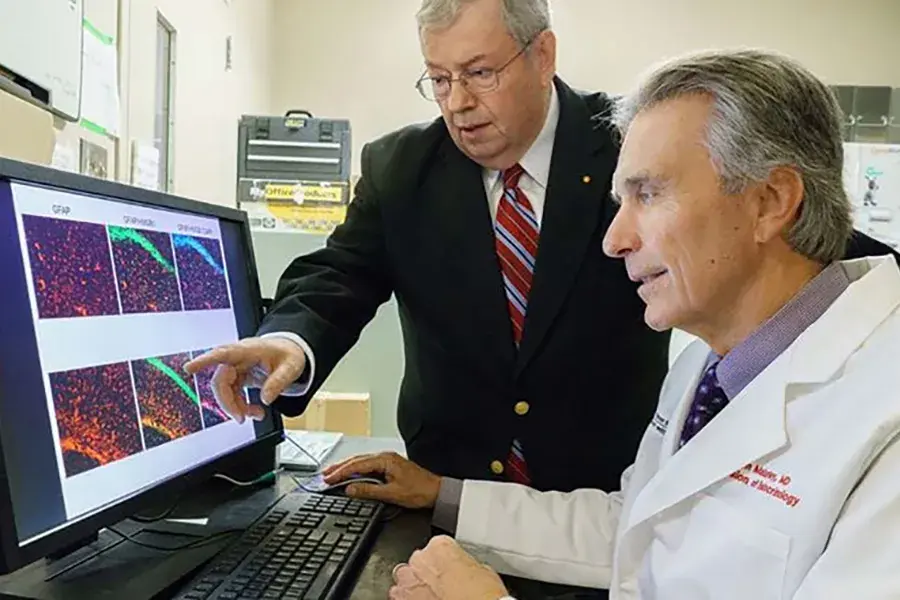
{"left": 625, "top": 173, "right": 669, "bottom": 192}
{"left": 624, "top": 173, "right": 655, "bottom": 189}
{"left": 424, "top": 54, "right": 489, "bottom": 72}
{"left": 610, "top": 172, "right": 668, "bottom": 204}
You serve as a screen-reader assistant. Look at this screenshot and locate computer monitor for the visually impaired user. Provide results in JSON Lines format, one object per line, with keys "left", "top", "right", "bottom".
{"left": 0, "top": 157, "right": 282, "bottom": 574}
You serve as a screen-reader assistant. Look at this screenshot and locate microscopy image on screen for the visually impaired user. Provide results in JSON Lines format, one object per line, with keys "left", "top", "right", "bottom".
{"left": 190, "top": 349, "right": 233, "bottom": 429}
{"left": 173, "top": 234, "right": 231, "bottom": 311}
{"left": 108, "top": 226, "right": 183, "bottom": 314}
{"left": 132, "top": 352, "right": 203, "bottom": 448}
{"left": 49, "top": 362, "right": 144, "bottom": 478}
{"left": 21, "top": 215, "right": 120, "bottom": 319}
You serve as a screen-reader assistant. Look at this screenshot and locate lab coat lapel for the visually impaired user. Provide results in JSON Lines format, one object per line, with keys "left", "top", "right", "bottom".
{"left": 625, "top": 352, "right": 790, "bottom": 532}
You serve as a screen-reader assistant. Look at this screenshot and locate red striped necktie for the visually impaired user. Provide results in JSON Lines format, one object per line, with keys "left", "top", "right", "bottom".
{"left": 494, "top": 163, "right": 538, "bottom": 486}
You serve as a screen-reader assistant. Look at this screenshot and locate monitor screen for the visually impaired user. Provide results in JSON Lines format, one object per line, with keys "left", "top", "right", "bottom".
{"left": 0, "top": 173, "right": 275, "bottom": 547}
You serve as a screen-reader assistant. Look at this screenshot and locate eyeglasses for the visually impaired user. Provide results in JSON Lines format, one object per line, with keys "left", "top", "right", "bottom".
{"left": 415, "top": 36, "right": 538, "bottom": 102}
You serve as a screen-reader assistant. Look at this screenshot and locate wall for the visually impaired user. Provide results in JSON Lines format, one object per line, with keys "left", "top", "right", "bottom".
{"left": 0, "top": 0, "right": 118, "bottom": 168}
{"left": 0, "top": 0, "right": 274, "bottom": 209}
{"left": 271, "top": 0, "right": 900, "bottom": 176}
{"left": 265, "top": 0, "right": 900, "bottom": 437}
{"left": 120, "top": 0, "right": 274, "bottom": 207}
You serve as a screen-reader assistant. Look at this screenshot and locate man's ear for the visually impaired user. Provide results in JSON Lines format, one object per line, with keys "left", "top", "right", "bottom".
{"left": 754, "top": 166, "right": 805, "bottom": 244}
{"left": 533, "top": 29, "right": 557, "bottom": 87}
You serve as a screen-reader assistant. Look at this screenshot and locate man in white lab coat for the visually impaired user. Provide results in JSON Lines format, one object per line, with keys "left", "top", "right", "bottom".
{"left": 324, "top": 49, "right": 900, "bottom": 599}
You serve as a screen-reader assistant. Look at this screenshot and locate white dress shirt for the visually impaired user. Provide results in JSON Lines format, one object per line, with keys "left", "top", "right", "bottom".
{"left": 258, "top": 86, "right": 560, "bottom": 397}
{"left": 482, "top": 83, "right": 559, "bottom": 227}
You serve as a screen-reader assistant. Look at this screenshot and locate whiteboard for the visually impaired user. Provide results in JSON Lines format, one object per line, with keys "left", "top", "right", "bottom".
{"left": 0, "top": 0, "right": 83, "bottom": 121}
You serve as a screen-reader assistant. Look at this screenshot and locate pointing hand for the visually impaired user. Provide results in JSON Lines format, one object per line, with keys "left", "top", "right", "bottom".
{"left": 184, "top": 337, "right": 306, "bottom": 423}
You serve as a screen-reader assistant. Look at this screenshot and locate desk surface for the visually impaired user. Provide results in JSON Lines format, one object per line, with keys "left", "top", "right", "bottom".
{"left": 321, "top": 437, "right": 605, "bottom": 600}
{"left": 0, "top": 436, "right": 602, "bottom": 600}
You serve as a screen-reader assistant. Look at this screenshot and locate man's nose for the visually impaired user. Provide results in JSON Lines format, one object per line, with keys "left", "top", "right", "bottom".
{"left": 602, "top": 204, "right": 641, "bottom": 258}
{"left": 445, "top": 80, "right": 476, "bottom": 113}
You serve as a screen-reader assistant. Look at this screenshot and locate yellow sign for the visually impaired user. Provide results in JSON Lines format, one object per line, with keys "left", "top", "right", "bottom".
{"left": 298, "top": 183, "right": 344, "bottom": 204}
{"left": 267, "top": 204, "right": 347, "bottom": 228}
{"left": 240, "top": 179, "right": 350, "bottom": 234}
{"left": 262, "top": 183, "right": 297, "bottom": 201}
{"left": 262, "top": 182, "right": 345, "bottom": 204}
{"left": 243, "top": 203, "right": 348, "bottom": 234}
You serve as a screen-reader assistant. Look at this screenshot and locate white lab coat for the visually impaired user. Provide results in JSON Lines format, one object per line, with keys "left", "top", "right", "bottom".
{"left": 455, "top": 255, "right": 900, "bottom": 599}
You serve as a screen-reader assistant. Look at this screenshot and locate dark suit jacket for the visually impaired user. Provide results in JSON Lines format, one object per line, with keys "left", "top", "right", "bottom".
{"left": 258, "top": 76, "right": 900, "bottom": 494}
{"left": 847, "top": 229, "right": 900, "bottom": 263}
{"left": 259, "top": 77, "right": 671, "bottom": 493}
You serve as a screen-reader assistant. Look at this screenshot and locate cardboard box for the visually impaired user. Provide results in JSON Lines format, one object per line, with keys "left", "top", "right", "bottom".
{"left": 281, "top": 391, "right": 370, "bottom": 436}
{"left": 0, "top": 89, "right": 54, "bottom": 165}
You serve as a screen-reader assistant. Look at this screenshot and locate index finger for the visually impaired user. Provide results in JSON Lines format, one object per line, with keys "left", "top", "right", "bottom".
{"left": 323, "top": 454, "right": 387, "bottom": 484}
{"left": 184, "top": 344, "right": 247, "bottom": 375}
{"left": 321, "top": 452, "right": 374, "bottom": 477}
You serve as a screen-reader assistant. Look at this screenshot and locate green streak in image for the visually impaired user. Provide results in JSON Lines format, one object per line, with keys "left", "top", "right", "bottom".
{"left": 145, "top": 357, "right": 200, "bottom": 407}
{"left": 108, "top": 226, "right": 175, "bottom": 273}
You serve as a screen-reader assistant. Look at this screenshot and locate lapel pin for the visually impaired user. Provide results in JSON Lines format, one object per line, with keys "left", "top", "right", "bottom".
{"left": 582, "top": 175, "right": 591, "bottom": 184}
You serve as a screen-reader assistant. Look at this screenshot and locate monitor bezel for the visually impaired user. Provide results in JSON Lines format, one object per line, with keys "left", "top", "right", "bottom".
{"left": 0, "top": 157, "right": 285, "bottom": 574}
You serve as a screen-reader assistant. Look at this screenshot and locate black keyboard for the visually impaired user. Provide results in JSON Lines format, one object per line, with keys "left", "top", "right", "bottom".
{"left": 175, "top": 490, "right": 384, "bottom": 600}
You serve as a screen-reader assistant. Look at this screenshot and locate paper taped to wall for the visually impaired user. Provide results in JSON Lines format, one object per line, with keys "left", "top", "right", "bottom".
{"left": 80, "top": 19, "right": 120, "bottom": 137}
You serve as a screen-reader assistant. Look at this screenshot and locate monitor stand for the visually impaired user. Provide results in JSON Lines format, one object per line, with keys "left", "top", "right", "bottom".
{"left": 0, "top": 521, "right": 231, "bottom": 600}
{"left": 0, "top": 443, "right": 281, "bottom": 600}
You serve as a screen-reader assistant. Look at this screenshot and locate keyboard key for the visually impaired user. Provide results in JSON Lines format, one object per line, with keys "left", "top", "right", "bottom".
{"left": 303, "top": 562, "right": 340, "bottom": 600}
{"left": 179, "top": 492, "right": 380, "bottom": 600}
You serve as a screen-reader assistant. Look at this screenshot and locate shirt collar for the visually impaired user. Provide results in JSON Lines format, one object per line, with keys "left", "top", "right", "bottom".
{"left": 486, "top": 84, "right": 559, "bottom": 189}
{"left": 711, "top": 261, "right": 851, "bottom": 400}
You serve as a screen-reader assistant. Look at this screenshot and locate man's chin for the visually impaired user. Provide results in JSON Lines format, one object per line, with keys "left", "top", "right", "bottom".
{"left": 643, "top": 307, "right": 674, "bottom": 332}
{"left": 453, "top": 136, "right": 504, "bottom": 163}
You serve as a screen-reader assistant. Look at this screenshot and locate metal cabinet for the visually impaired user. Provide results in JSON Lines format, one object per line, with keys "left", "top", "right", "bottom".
{"left": 890, "top": 89, "right": 900, "bottom": 143}
{"left": 832, "top": 85, "right": 899, "bottom": 143}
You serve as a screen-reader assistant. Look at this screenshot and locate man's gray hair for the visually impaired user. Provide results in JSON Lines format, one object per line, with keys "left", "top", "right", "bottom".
{"left": 614, "top": 49, "right": 852, "bottom": 264}
{"left": 416, "top": 0, "right": 550, "bottom": 48}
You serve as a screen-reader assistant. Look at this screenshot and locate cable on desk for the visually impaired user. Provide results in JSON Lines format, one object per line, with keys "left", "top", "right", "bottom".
{"left": 106, "top": 525, "right": 242, "bottom": 552}
{"left": 289, "top": 473, "right": 326, "bottom": 494}
{"left": 129, "top": 468, "right": 281, "bottom": 523}
{"left": 213, "top": 467, "right": 284, "bottom": 487}
{"left": 131, "top": 468, "right": 282, "bottom": 524}
{"left": 129, "top": 489, "right": 189, "bottom": 523}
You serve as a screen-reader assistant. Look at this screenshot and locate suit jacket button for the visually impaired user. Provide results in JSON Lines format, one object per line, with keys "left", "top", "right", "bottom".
{"left": 514, "top": 401, "right": 530, "bottom": 416}
{"left": 490, "top": 460, "right": 504, "bottom": 475}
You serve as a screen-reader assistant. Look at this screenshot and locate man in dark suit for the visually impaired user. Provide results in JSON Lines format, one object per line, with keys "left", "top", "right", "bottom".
{"left": 186, "top": 0, "right": 670, "bottom": 501}
{"left": 185, "top": 0, "right": 898, "bottom": 509}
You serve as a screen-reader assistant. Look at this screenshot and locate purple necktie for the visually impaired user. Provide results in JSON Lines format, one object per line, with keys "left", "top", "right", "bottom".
{"left": 679, "top": 361, "right": 729, "bottom": 448}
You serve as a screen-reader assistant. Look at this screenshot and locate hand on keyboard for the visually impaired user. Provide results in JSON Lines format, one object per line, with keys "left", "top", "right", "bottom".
{"left": 391, "top": 535, "right": 511, "bottom": 600}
